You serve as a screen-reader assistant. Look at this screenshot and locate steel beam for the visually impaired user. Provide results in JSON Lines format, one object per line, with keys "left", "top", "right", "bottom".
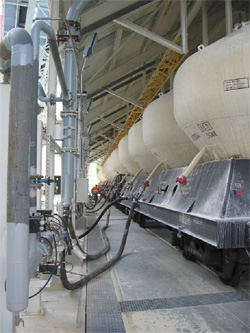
{"left": 202, "top": 0, "right": 209, "bottom": 46}
{"left": 114, "top": 18, "right": 182, "bottom": 53}
{"left": 98, "top": 116, "right": 126, "bottom": 131}
{"left": 104, "top": 88, "right": 143, "bottom": 109}
{"left": 87, "top": 43, "right": 165, "bottom": 96}
{"left": 109, "top": 28, "right": 123, "bottom": 70}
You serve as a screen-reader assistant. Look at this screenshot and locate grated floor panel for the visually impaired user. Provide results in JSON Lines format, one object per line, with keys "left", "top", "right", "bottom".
{"left": 85, "top": 214, "right": 125, "bottom": 333}
{"left": 119, "top": 291, "right": 248, "bottom": 313}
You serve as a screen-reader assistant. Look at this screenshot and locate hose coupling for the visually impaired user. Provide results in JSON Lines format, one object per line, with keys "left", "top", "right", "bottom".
{"left": 176, "top": 175, "right": 187, "bottom": 186}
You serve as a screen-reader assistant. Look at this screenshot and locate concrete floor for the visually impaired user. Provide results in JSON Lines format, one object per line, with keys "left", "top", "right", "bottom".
{"left": 17, "top": 204, "right": 249, "bottom": 333}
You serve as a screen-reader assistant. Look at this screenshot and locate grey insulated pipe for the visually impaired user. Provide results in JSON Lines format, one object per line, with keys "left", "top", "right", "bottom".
{"left": 0, "top": 28, "right": 33, "bottom": 312}
{"left": 62, "top": 0, "right": 94, "bottom": 203}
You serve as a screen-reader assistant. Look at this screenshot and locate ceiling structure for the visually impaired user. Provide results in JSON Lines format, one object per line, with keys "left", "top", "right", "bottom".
{"left": 66, "top": 0, "right": 248, "bottom": 164}
{"left": 6, "top": 0, "right": 249, "bottom": 164}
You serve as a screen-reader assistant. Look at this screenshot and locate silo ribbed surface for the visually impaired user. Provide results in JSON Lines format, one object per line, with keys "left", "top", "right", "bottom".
{"left": 143, "top": 91, "right": 198, "bottom": 168}
{"left": 174, "top": 24, "right": 250, "bottom": 160}
{"left": 118, "top": 135, "right": 141, "bottom": 175}
{"left": 128, "top": 120, "right": 159, "bottom": 173}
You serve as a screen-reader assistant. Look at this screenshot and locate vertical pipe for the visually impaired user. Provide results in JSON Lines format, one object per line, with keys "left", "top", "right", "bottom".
{"left": 0, "top": 83, "right": 15, "bottom": 332}
{"left": 180, "top": 0, "right": 188, "bottom": 54}
{"left": 62, "top": 0, "right": 93, "bottom": 203}
{"left": 31, "top": 20, "right": 69, "bottom": 212}
{"left": 202, "top": 0, "right": 209, "bottom": 46}
{"left": 37, "top": 120, "right": 43, "bottom": 210}
{"left": 225, "top": 0, "right": 233, "bottom": 35}
{"left": 46, "top": 0, "right": 59, "bottom": 210}
{"left": 76, "top": 97, "right": 82, "bottom": 179}
{"left": 62, "top": 39, "right": 77, "bottom": 203}
{"left": 0, "top": 28, "right": 34, "bottom": 312}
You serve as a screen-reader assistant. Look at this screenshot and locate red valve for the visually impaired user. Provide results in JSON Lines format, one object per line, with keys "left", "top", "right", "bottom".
{"left": 143, "top": 179, "right": 150, "bottom": 187}
{"left": 176, "top": 175, "right": 187, "bottom": 186}
{"left": 128, "top": 181, "right": 133, "bottom": 186}
{"left": 236, "top": 189, "right": 243, "bottom": 196}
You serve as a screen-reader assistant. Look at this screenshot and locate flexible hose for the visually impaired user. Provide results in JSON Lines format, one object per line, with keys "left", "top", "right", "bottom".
{"left": 69, "top": 209, "right": 111, "bottom": 260}
{"left": 87, "top": 186, "right": 113, "bottom": 213}
{"left": 78, "top": 197, "right": 124, "bottom": 239}
{"left": 84, "top": 195, "right": 102, "bottom": 210}
{"left": 86, "top": 208, "right": 111, "bottom": 260}
{"left": 60, "top": 201, "right": 136, "bottom": 290}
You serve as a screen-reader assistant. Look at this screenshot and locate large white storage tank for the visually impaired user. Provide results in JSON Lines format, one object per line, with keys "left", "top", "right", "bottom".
{"left": 128, "top": 120, "right": 159, "bottom": 173}
{"left": 103, "top": 157, "right": 115, "bottom": 180}
{"left": 174, "top": 23, "right": 250, "bottom": 160}
{"left": 97, "top": 169, "right": 106, "bottom": 182}
{"left": 143, "top": 91, "right": 198, "bottom": 168}
{"left": 118, "top": 135, "right": 141, "bottom": 175}
{"left": 110, "top": 149, "right": 128, "bottom": 175}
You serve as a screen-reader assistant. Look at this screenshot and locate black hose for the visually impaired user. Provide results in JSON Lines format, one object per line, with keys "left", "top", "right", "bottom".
{"left": 68, "top": 209, "right": 111, "bottom": 260}
{"left": 78, "top": 197, "right": 124, "bottom": 239}
{"left": 87, "top": 186, "right": 113, "bottom": 213}
{"left": 86, "top": 208, "right": 111, "bottom": 260}
{"left": 60, "top": 201, "right": 136, "bottom": 290}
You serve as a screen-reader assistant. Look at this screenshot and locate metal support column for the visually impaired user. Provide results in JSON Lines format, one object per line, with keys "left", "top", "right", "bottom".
{"left": 202, "top": 0, "right": 209, "bottom": 46}
{"left": 225, "top": 0, "right": 233, "bottom": 35}
{"left": 180, "top": 0, "right": 188, "bottom": 54}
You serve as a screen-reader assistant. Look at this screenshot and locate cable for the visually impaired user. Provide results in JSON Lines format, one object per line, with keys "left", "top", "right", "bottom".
{"left": 78, "top": 197, "right": 124, "bottom": 239}
{"left": 29, "top": 235, "right": 58, "bottom": 299}
{"left": 54, "top": 213, "right": 68, "bottom": 230}
{"left": 60, "top": 201, "right": 137, "bottom": 290}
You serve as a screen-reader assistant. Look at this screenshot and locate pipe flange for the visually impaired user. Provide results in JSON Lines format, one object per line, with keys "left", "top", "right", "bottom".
{"left": 60, "top": 110, "right": 78, "bottom": 117}
{"left": 62, "top": 20, "right": 81, "bottom": 31}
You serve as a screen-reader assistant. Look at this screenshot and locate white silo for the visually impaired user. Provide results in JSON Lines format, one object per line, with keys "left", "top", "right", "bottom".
{"left": 110, "top": 148, "right": 128, "bottom": 175}
{"left": 143, "top": 91, "right": 199, "bottom": 168}
{"left": 118, "top": 135, "right": 141, "bottom": 175}
{"left": 174, "top": 23, "right": 250, "bottom": 160}
{"left": 128, "top": 120, "right": 159, "bottom": 173}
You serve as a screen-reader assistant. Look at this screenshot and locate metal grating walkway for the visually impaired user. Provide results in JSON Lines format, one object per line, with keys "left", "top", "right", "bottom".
{"left": 85, "top": 215, "right": 125, "bottom": 333}
{"left": 119, "top": 291, "right": 248, "bottom": 313}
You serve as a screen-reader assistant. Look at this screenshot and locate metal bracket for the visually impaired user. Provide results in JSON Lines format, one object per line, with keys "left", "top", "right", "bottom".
{"left": 61, "top": 147, "right": 78, "bottom": 152}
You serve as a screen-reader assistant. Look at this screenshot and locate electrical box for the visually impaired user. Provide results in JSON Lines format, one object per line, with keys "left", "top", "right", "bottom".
{"left": 54, "top": 124, "right": 63, "bottom": 140}
{"left": 76, "top": 178, "right": 88, "bottom": 203}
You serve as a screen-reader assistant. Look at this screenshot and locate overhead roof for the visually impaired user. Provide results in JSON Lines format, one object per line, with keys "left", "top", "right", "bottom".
{"left": 4, "top": 0, "right": 250, "bottom": 164}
